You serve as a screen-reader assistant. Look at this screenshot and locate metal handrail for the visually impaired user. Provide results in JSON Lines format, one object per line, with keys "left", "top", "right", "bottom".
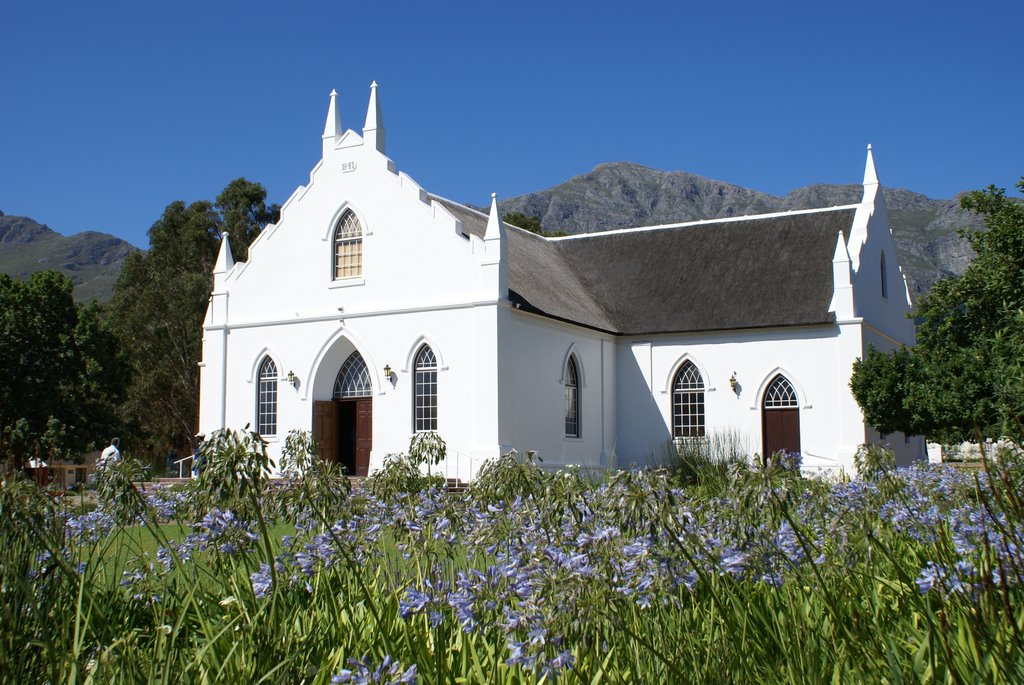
{"left": 172, "top": 455, "right": 194, "bottom": 479}
{"left": 439, "top": 448, "right": 485, "bottom": 483}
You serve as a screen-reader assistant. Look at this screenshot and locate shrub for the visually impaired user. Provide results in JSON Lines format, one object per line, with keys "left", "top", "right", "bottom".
{"left": 669, "top": 428, "right": 752, "bottom": 493}
{"left": 4, "top": 429, "right": 1024, "bottom": 683}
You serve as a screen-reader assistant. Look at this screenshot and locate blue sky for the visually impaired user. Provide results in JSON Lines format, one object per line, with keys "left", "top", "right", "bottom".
{"left": 1, "top": 0, "right": 1021, "bottom": 248}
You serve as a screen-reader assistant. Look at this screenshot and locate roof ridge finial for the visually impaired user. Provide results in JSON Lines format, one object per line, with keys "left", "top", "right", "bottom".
{"left": 863, "top": 143, "right": 879, "bottom": 186}
{"left": 363, "top": 81, "right": 385, "bottom": 153}
{"left": 214, "top": 231, "right": 234, "bottom": 275}
{"left": 485, "top": 192, "right": 505, "bottom": 241}
{"left": 323, "top": 89, "right": 342, "bottom": 140}
{"left": 831, "top": 229, "right": 850, "bottom": 264}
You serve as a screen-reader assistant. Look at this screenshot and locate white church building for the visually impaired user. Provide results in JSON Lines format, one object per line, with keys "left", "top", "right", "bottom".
{"left": 198, "top": 83, "right": 924, "bottom": 479}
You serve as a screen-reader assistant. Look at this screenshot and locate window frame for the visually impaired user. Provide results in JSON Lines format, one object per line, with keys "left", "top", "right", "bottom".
{"left": 333, "top": 352, "right": 372, "bottom": 398}
{"left": 763, "top": 375, "right": 798, "bottom": 409}
{"left": 672, "top": 361, "right": 706, "bottom": 439}
{"left": 564, "top": 355, "right": 580, "bottom": 438}
{"left": 413, "top": 345, "right": 438, "bottom": 433}
{"left": 333, "top": 209, "right": 363, "bottom": 280}
{"left": 256, "top": 356, "right": 278, "bottom": 437}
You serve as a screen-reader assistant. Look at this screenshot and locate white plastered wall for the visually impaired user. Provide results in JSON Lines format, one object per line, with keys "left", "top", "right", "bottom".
{"left": 614, "top": 324, "right": 867, "bottom": 473}
{"left": 844, "top": 148, "right": 925, "bottom": 465}
{"left": 497, "top": 310, "right": 617, "bottom": 472}
{"left": 199, "top": 89, "right": 504, "bottom": 478}
{"left": 197, "top": 93, "right": 926, "bottom": 479}
{"left": 205, "top": 307, "right": 498, "bottom": 480}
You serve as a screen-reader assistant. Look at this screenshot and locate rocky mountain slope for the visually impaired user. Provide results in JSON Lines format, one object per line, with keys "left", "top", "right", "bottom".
{"left": 0, "top": 211, "right": 139, "bottom": 301}
{"left": 499, "top": 162, "right": 984, "bottom": 296}
{"left": 0, "top": 164, "right": 984, "bottom": 302}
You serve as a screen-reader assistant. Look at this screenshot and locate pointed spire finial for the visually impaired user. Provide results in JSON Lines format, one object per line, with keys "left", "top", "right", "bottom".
{"left": 832, "top": 230, "right": 850, "bottom": 264}
{"left": 863, "top": 143, "right": 879, "bottom": 186}
{"left": 485, "top": 193, "right": 505, "bottom": 241}
{"left": 829, "top": 228, "right": 854, "bottom": 317}
{"left": 214, "top": 231, "right": 234, "bottom": 275}
{"left": 323, "top": 89, "right": 342, "bottom": 141}
{"left": 363, "top": 81, "right": 385, "bottom": 153}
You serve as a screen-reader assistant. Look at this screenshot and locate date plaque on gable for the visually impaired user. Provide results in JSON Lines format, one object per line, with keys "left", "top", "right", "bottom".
{"left": 341, "top": 161, "right": 357, "bottom": 173}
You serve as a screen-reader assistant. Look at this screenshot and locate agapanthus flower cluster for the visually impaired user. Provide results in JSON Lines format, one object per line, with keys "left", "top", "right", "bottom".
{"left": 185, "top": 508, "right": 260, "bottom": 556}
{"left": 145, "top": 486, "right": 190, "bottom": 521}
{"left": 65, "top": 509, "right": 116, "bottom": 545}
{"left": 250, "top": 563, "right": 273, "bottom": 599}
{"left": 331, "top": 655, "right": 417, "bottom": 684}
{"left": 33, "top": 441, "right": 1024, "bottom": 685}
{"left": 916, "top": 560, "right": 981, "bottom": 595}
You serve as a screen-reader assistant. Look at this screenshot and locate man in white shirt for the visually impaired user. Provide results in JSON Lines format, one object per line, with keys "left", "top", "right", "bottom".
{"left": 98, "top": 437, "right": 121, "bottom": 468}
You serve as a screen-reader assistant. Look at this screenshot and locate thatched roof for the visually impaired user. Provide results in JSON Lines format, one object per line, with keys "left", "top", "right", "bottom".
{"left": 434, "top": 197, "right": 855, "bottom": 335}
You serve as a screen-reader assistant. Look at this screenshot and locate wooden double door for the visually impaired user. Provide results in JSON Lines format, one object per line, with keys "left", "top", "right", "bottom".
{"left": 313, "top": 399, "right": 372, "bottom": 477}
{"left": 762, "top": 408, "right": 800, "bottom": 460}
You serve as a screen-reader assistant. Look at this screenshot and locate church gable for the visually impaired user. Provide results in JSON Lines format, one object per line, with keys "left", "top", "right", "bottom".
{"left": 211, "top": 84, "right": 504, "bottom": 324}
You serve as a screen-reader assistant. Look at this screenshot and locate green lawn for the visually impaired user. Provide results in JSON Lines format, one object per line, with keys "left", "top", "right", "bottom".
{"left": 87, "top": 521, "right": 296, "bottom": 586}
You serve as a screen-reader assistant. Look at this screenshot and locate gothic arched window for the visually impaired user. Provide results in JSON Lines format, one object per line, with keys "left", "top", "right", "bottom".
{"left": 334, "top": 352, "right": 372, "bottom": 398}
{"left": 256, "top": 356, "right": 278, "bottom": 436}
{"left": 565, "top": 355, "right": 580, "bottom": 438}
{"left": 333, "top": 209, "right": 363, "bottom": 280}
{"left": 763, "top": 375, "right": 798, "bottom": 408}
{"left": 672, "top": 361, "right": 705, "bottom": 438}
{"left": 413, "top": 345, "right": 438, "bottom": 432}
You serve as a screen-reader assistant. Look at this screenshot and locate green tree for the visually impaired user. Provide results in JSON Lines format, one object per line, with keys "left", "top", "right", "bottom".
{"left": 502, "top": 211, "right": 568, "bottom": 237}
{"left": 503, "top": 211, "right": 545, "bottom": 235}
{"left": 108, "top": 179, "right": 279, "bottom": 459}
{"left": 0, "top": 271, "right": 129, "bottom": 470}
{"left": 216, "top": 178, "right": 279, "bottom": 262}
{"left": 851, "top": 177, "right": 1024, "bottom": 443}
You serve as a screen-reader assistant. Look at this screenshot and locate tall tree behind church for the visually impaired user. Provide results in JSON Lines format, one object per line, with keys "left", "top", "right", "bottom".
{"left": 0, "top": 271, "right": 129, "bottom": 469}
{"left": 108, "top": 179, "right": 279, "bottom": 455}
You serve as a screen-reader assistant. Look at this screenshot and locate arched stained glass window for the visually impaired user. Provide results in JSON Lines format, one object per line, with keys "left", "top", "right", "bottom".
{"left": 333, "top": 352, "right": 371, "bottom": 398}
{"left": 333, "top": 209, "right": 363, "bottom": 280}
{"left": 414, "top": 345, "right": 438, "bottom": 432}
{"left": 564, "top": 355, "right": 580, "bottom": 438}
{"left": 763, "top": 375, "right": 798, "bottom": 408}
{"left": 256, "top": 356, "right": 278, "bottom": 436}
{"left": 672, "top": 361, "right": 705, "bottom": 438}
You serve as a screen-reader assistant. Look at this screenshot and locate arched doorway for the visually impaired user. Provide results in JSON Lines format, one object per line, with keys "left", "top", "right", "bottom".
{"left": 762, "top": 374, "right": 800, "bottom": 462}
{"left": 312, "top": 352, "right": 372, "bottom": 476}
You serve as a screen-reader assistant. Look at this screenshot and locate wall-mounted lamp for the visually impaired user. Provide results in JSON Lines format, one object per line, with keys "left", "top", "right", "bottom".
{"left": 383, "top": 364, "right": 392, "bottom": 378}
{"left": 286, "top": 370, "right": 299, "bottom": 388}
{"left": 728, "top": 372, "right": 738, "bottom": 393}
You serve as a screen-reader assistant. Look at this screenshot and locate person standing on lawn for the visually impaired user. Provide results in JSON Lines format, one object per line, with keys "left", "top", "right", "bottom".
{"left": 191, "top": 433, "right": 207, "bottom": 477}
{"left": 98, "top": 437, "right": 121, "bottom": 468}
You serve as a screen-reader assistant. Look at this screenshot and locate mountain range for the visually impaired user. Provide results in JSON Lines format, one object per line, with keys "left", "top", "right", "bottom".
{"left": 499, "top": 162, "right": 984, "bottom": 297}
{"left": 0, "top": 211, "right": 138, "bottom": 301}
{"left": 0, "top": 162, "right": 984, "bottom": 300}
